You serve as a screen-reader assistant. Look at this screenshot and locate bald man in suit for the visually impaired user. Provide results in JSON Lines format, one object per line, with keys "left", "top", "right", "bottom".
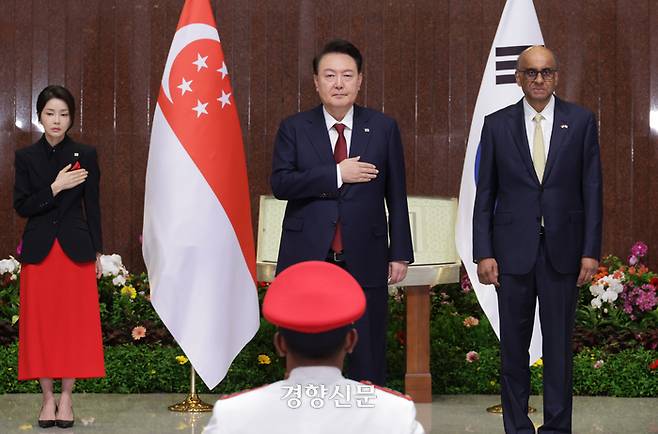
{"left": 473, "top": 46, "right": 602, "bottom": 434}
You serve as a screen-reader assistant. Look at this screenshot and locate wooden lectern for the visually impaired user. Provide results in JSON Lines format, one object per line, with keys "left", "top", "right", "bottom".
{"left": 256, "top": 195, "right": 461, "bottom": 404}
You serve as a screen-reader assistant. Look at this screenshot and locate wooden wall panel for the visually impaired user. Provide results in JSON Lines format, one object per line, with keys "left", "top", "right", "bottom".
{"left": 2, "top": 0, "right": 658, "bottom": 271}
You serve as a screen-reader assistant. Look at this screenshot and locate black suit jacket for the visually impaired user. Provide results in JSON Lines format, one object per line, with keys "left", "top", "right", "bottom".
{"left": 271, "top": 104, "right": 414, "bottom": 287}
{"left": 14, "top": 135, "right": 102, "bottom": 264}
{"left": 473, "top": 97, "right": 602, "bottom": 275}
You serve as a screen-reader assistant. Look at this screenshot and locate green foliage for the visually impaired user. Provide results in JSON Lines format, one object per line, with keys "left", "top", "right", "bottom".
{"left": 0, "top": 331, "right": 285, "bottom": 394}
{"left": 1, "top": 254, "right": 656, "bottom": 396}
{"left": 385, "top": 281, "right": 657, "bottom": 397}
{"left": 572, "top": 348, "right": 658, "bottom": 397}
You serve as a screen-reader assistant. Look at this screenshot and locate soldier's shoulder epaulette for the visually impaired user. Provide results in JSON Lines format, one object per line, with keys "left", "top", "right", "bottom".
{"left": 360, "top": 381, "right": 413, "bottom": 401}
{"left": 219, "top": 384, "right": 268, "bottom": 400}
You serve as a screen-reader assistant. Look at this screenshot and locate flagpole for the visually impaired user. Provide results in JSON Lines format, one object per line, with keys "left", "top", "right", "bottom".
{"left": 168, "top": 365, "right": 214, "bottom": 412}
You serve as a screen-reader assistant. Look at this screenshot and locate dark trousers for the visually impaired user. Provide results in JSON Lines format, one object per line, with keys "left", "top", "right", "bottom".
{"left": 346, "top": 285, "right": 388, "bottom": 385}
{"left": 497, "top": 239, "right": 579, "bottom": 434}
{"left": 326, "top": 255, "right": 388, "bottom": 386}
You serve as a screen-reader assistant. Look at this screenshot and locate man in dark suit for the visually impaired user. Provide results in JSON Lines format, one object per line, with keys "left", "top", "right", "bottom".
{"left": 271, "top": 39, "right": 414, "bottom": 386}
{"left": 473, "top": 46, "right": 602, "bottom": 434}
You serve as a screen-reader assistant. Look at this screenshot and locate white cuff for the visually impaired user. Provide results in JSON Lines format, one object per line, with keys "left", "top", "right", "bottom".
{"left": 336, "top": 164, "right": 343, "bottom": 188}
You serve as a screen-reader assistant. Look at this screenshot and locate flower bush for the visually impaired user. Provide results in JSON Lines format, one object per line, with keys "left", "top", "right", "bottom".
{"left": 576, "top": 241, "right": 658, "bottom": 352}
{"left": 0, "top": 256, "right": 20, "bottom": 344}
{"left": 0, "top": 243, "right": 656, "bottom": 396}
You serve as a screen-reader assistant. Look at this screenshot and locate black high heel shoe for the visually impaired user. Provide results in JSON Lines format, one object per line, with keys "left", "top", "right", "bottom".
{"left": 38, "top": 404, "right": 57, "bottom": 428}
{"left": 55, "top": 407, "right": 74, "bottom": 429}
{"left": 55, "top": 419, "right": 74, "bottom": 429}
{"left": 38, "top": 419, "right": 56, "bottom": 429}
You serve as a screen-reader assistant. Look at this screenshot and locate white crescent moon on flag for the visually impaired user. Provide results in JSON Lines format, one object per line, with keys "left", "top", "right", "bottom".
{"left": 161, "top": 23, "right": 221, "bottom": 103}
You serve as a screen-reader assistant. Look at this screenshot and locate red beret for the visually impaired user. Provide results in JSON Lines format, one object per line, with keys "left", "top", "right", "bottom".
{"left": 263, "top": 261, "right": 366, "bottom": 333}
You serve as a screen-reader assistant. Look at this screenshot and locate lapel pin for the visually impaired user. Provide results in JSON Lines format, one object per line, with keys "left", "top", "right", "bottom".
{"left": 74, "top": 152, "right": 79, "bottom": 156}
{"left": 560, "top": 124, "right": 568, "bottom": 129}
{"left": 364, "top": 128, "right": 370, "bottom": 133}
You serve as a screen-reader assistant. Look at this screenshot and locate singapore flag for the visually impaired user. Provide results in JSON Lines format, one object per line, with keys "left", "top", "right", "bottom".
{"left": 143, "top": 0, "right": 259, "bottom": 389}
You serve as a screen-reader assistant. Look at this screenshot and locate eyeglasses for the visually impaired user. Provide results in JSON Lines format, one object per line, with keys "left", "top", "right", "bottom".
{"left": 517, "top": 68, "right": 558, "bottom": 81}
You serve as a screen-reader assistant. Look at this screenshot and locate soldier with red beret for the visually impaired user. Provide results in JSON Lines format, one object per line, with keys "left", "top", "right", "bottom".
{"left": 203, "top": 261, "right": 424, "bottom": 434}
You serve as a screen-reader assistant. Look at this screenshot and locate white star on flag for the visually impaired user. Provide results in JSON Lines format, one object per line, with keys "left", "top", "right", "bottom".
{"left": 177, "top": 78, "right": 193, "bottom": 95}
{"left": 217, "top": 90, "right": 231, "bottom": 108}
{"left": 193, "top": 53, "right": 209, "bottom": 71}
{"left": 217, "top": 61, "right": 228, "bottom": 79}
{"left": 192, "top": 99, "right": 208, "bottom": 117}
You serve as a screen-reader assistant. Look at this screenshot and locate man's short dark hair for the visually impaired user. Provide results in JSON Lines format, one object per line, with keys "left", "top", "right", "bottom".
{"left": 313, "top": 39, "right": 363, "bottom": 74}
{"left": 36, "top": 85, "right": 76, "bottom": 131}
{"left": 279, "top": 326, "right": 351, "bottom": 359}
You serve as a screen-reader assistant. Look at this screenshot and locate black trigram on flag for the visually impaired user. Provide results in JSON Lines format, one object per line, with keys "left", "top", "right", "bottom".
{"left": 495, "top": 45, "right": 531, "bottom": 85}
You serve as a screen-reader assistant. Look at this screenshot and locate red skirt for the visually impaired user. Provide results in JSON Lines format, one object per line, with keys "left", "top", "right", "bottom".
{"left": 18, "top": 239, "right": 105, "bottom": 380}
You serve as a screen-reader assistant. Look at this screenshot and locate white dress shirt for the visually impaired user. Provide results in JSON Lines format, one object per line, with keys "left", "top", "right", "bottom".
{"left": 322, "top": 106, "right": 354, "bottom": 188}
{"left": 523, "top": 94, "right": 555, "bottom": 159}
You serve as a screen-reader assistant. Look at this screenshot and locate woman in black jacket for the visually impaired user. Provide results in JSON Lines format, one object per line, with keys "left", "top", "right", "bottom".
{"left": 14, "top": 85, "right": 105, "bottom": 429}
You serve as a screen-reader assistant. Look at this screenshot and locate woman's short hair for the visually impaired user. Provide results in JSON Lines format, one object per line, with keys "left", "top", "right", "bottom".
{"left": 36, "top": 85, "right": 76, "bottom": 130}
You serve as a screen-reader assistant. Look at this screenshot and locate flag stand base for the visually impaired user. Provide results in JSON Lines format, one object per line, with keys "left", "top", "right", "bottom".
{"left": 486, "top": 404, "right": 536, "bottom": 414}
{"left": 168, "top": 393, "right": 213, "bottom": 412}
{"left": 168, "top": 365, "right": 214, "bottom": 412}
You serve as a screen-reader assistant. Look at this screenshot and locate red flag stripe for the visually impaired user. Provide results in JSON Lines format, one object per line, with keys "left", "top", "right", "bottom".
{"left": 158, "top": 1, "right": 255, "bottom": 280}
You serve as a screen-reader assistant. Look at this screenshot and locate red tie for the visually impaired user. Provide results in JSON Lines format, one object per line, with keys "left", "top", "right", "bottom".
{"left": 331, "top": 123, "right": 347, "bottom": 253}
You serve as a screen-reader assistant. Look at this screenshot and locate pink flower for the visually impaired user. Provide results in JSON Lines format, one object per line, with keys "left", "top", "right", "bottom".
{"left": 132, "top": 326, "right": 147, "bottom": 340}
{"left": 466, "top": 351, "right": 480, "bottom": 363}
{"left": 593, "top": 360, "right": 604, "bottom": 369}
{"left": 637, "top": 287, "right": 657, "bottom": 312}
{"left": 463, "top": 316, "right": 480, "bottom": 328}
{"left": 628, "top": 255, "right": 639, "bottom": 266}
{"left": 621, "top": 282, "right": 658, "bottom": 316}
{"left": 460, "top": 274, "right": 472, "bottom": 293}
{"left": 16, "top": 240, "right": 23, "bottom": 256}
{"left": 631, "top": 241, "right": 648, "bottom": 258}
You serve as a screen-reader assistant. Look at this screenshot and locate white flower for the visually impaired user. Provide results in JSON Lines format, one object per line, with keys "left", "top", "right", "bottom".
{"left": 112, "top": 274, "right": 127, "bottom": 286}
{"left": 589, "top": 283, "right": 605, "bottom": 297}
{"left": 0, "top": 256, "right": 20, "bottom": 275}
{"left": 590, "top": 275, "right": 623, "bottom": 309}
{"left": 388, "top": 286, "right": 399, "bottom": 297}
{"left": 601, "top": 289, "right": 619, "bottom": 303}
{"left": 601, "top": 275, "right": 623, "bottom": 293}
{"left": 99, "top": 254, "right": 128, "bottom": 277}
